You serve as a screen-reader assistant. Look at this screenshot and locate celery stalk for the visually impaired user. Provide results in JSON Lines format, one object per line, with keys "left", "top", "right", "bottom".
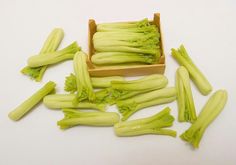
{"left": 57, "top": 109, "right": 120, "bottom": 129}
{"left": 8, "top": 81, "right": 56, "bottom": 121}
{"left": 43, "top": 94, "right": 106, "bottom": 111}
{"left": 117, "top": 87, "right": 176, "bottom": 105}
{"left": 93, "top": 31, "right": 158, "bottom": 43}
{"left": 120, "top": 96, "right": 176, "bottom": 121}
{"left": 95, "top": 45, "right": 159, "bottom": 55}
{"left": 21, "top": 28, "right": 64, "bottom": 81}
{"left": 111, "top": 74, "right": 168, "bottom": 91}
{"left": 93, "top": 38, "right": 158, "bottom": 48}
{"left": 91, "top": 52, "right": 155, "bottom": 65}
{"left": 27, "top": 42, "right": 80, "bottom": 67}
{"left": 73, "top": 51, "right": 95, "bottom": 102}
{"left": 114, "top": 107, "right": 176, "bottom": 137}
{"left": 176, "top": 66, "right": 197, "bottom": 123}
{"left": 117, "top": 87, "right": 176, "bottom": 121}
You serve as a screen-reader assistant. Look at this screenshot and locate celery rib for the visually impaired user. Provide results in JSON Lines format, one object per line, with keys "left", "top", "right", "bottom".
{"left": 8, "top": 81, "right": 56, "bottom": 121}
{"left": 27, "top": 42, "right": 80, "bottom": 67}
{"left": 117, "top": 87, "right": 176, "bottom": 121}
{"left": 114, "top": 107, "right": 176, "bottom": 137}
{"left": 73, "top": 51, "right": 95, "bottom": 103}
{"left": 43, "top": 94, "right": 106, "bottom": 111}
{"left": 176, "top": 66, "right": 197, "bottom": 123}
{"left": 57, "top": 109, "right": 120, "bottom": 129}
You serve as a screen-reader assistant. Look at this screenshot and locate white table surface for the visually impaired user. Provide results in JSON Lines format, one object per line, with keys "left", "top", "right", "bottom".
{"left": 1, "top": 0, "right": 236, "bottom": 165}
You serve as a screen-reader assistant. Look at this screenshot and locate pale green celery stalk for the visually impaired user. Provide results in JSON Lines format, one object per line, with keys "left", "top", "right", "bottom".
{"left": 93, "top": 63, "right": 150, "bottom": 69}
{"left": 27, "top": 42, "right": 80, "bottom": 67}
{"left": 73, "top": 51, "right": 95, "bottom": 103}
{"left": 97, "top": 19, "right": 150, "bottom": 31}
{"left": 21, "top": 28, "right": 64, "bottom": 82}
{"left": 93, "top": 31, "right": 152, "bottom": 40}
{"left": 91, "top": 52, "right": 155, "bottom": 65}
{"left": 93, "top": 35, "right": 160, "bottom": 49}
{"left": 57, "top": 109, "right": 120, "bottom": 129}
{"left": 176, "top": 69, "right": 185, "bottom": 121}
{"left": 116, "top": 107, "right": 171, "bottom": 128}
{"left": 114, "top": 107, "right": 176, "bottom": 137}
{"left": 176, "top": 66, "right": 197, "bottom": 123}
{"left": 117, "top": 87, "right": 176, "bottom": 105}
{"left": 111, "top": 82, "right": 169, "bottom": 103}
{"left": 93, "top": 32, "right": 158, "bottom": 44}
{"left": 8, "top": 81, "right": 56, "bottom": 121}
{"left": 111, "top": 74, "right": 168, "bottom": 91}
{"left": 93, "top": 36, "right": 158, "bottom": 48}
{"left": 94, "top": 30, "right": 158, "bottom": 39}
{"left": 171, "top": 45, "right": 212, "bottom": 95}
{"left": 43, "top": 94, "right": 106, "bottom": 111}
{"left": 94, "top": 45, "right": 159, "bottom": 55}
{"left": 116, "top": 87, "right": 176, "bottom": 120}
{"left": 97, "top": 25, "right": 158, "bottom": 33}
{"left": 180, "top": 90, "right": 227, "bottom": 148}
{"left": 120, "top": 96, "right": 176, "bottom": 121}
{"left": 64, "top": 73, "right": 125, "bottom": 93}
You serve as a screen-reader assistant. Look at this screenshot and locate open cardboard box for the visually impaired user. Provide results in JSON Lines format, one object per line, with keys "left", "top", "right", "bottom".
{"left": 87, "top": 13, "right": 165, "bottom": 76}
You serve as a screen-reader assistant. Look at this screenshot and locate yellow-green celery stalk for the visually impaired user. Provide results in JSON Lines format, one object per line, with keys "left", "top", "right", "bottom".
{"left": 8, "top": 81, "right": 56, "bottom": 121}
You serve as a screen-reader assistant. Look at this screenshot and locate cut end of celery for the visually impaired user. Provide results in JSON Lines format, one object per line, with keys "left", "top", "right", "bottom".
{"left": 8, "top": 112, "right": 20, "bottom": 121}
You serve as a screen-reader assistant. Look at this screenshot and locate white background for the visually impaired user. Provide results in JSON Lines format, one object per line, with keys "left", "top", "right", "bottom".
{"left": 0, "top": 0, "right": 236, "bottom": 165}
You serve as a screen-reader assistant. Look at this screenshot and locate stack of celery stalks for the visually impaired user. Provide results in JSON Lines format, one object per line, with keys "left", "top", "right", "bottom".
{"left": 91, "top": 19, "right": 161, "bottom": 66}
{"left": 8, "top": 19, "right": 228, "bottom": 149}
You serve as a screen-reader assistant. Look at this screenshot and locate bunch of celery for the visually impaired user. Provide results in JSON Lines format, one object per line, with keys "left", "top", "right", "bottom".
{"left": 43, "top": 94, "right": 106, "bottom": 111}
{"left": 117, "top": 87, "right": 176, "bottom": 121}
{"left": 114, "top": 107, "right": 176, "bottom": 137}
{"left": 73, "top": 51, "right": 96, "bottom": 103}
{"left": 176, "top": 66, "right": 197, "bottom": 123}
{"left": 57, "top": 109, "right": 120, "bottom": 129}
{"left": 22, "top": 28, "right": 80, "bottom": 82}
{"left": 180, "top": 90, "right": 227, "bottom": 148}
{"left": 171, "top": 45, "right": 212, "bottom": 95}
{"left": 92, "top": 19, "right": 161, "bottom": 65}
{"left": 111, "top": 74, "right": 168, "bottom": 102}
{"left": 8, "top": 81, "right": 56, "bottom": 121}
{"left": 21, "top": 28, "right": 64, "bottom": 81}
{"left": 64, "top": 73, "right": 124, "bottom": 93}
